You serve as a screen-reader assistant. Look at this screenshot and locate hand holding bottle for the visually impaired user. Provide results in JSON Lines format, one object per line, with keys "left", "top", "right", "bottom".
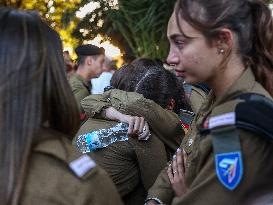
{"left": 105, "top": 107, "right": 151, "bottom": 140}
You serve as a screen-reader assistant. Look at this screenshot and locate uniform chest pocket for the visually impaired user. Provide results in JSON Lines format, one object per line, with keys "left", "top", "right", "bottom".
{"left": 182, "top": 130, "right": 200, "bottom": 180}
{"left": 183, "top": 128, "right": 199, "bottom": 159}
{"left": 183, "top": 135, "right": 200, "bottom": 186}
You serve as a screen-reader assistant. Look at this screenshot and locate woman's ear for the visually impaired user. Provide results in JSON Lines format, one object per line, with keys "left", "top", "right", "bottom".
{"left": 215, "top": 28, "right": 234, "bottom": 54}
{"left": 167, "top": 99, "right": 176, "bottom": 110}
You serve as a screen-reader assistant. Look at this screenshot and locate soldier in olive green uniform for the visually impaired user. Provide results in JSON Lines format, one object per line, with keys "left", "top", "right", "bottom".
{"left": 145, "top": 0, "right": 273, "bottom": 204}
{"left": 21, "top": 128, "right": 123, "bottom": 205}
{"left": 146, "top": 69, "right": 273, "bottom": 205}
{"left": 69, "top": 44, "right": 105, "bottom": 112}
{"left": 187, "top": 85, "right": 208, "bottom": 114}
{"left": 76, "top": 106, "right": 168, "bottom": 205}
{"left": 164, "top": 64, "right": 208, "bottom": 114}
{"left": 0, "top": 8, "right": 122, "bottom": 205}
{"left": 80, "top": 88, "right": 184, "bottom": 153}
{"left": 74, "top": 64, "right": 190, "bottom": 204}
{"left": 69, "top": 73, "right": 90, "bottom": 109}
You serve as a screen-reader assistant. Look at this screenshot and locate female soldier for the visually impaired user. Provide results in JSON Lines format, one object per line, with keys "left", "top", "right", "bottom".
{"left": 0, "top": 7, "right": 122, "bottom": 204}
{"left": 146, "top": 0, "right": 273, "bottom": 204}
{"left": 75, "top": 64, "right": 188, "bottom": 205}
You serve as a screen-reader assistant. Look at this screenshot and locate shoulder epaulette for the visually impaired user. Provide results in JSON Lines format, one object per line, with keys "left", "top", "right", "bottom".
{"left": 199, "top": 93, "right": 273, "bottom": 190}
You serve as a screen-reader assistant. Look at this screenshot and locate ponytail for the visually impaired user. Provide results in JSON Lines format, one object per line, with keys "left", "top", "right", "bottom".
{"left": 249, "top": 0, "right": 273, "bottom": 96}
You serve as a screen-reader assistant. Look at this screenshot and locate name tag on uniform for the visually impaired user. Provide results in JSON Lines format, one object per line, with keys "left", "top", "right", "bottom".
{"left": 209, "top": 112, "right": 235, "bottom": 129}
{"left": 69, "top": 155, "right": 96, "bottom": 177}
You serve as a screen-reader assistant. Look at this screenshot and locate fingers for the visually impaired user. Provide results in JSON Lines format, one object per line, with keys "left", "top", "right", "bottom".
{"left": 183, "top": 149, "right": 187, "bottom": 171}
{"left": 127, "top": 116, "right": 150, "bottom": 139}
{"left": 138, "top": 117, "right": 145, "bottom": 134}
{"left": 167, "top": 148, "right": 188, "bottom": 197}
{"left": 167, "top": 148, "right": 186, "bottom": 181}
{"left": 138, "top": 121, "right": 150, "bottom": 140}
{"left": 172, "top": 154, "right": 179, "bottom": 179}
{"left": 107, "top": 110, "right": 150, "bottom": 138}
{"left": 176, "top": 148, "right": 185, "bottom": 178}
{"left": 127, "top": 117, "right": 135, "bottom": 134}
{"left": 132, "top": 116, "right": 141, "bottom": 134}
{"left": 167, "top": 163, "right": 174, "bottom": 183}
{"left": 127, "top": 116, "right": 141, "bottom": 134}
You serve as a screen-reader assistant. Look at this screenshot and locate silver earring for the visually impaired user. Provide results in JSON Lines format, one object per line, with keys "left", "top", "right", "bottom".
{"left": 219, "top": 48, "right": 225, "bottom": 54}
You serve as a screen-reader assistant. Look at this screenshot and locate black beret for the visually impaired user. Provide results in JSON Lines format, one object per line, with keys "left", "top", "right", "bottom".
{"left": 75, "top": 44, "right": 105, "bottom": 56}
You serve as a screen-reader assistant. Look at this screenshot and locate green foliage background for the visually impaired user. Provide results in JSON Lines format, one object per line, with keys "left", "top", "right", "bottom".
{"left": 1, "top": 0, "right": 273, "bottom": 61}
{"left": 64, "top": 0, "right": 176, "bottom": 60}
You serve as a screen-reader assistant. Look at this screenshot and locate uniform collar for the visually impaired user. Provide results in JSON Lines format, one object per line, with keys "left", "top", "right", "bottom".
{"left": 74, "top": 73, "right": 90, "bottom": 88}
{"left": 33, "top": 127, "right": 79, "bottom": 163}
{"left": 213, "top": 68, "right": 256, "bottom": 107}
{"left": 33, "top": 127, "right": 97, "bottom": 179}
{"left": 196, "top": 68, "right": 256, "bottom": 124}
{"left": 199, "top": 68, "right": 255, "bottom": 112}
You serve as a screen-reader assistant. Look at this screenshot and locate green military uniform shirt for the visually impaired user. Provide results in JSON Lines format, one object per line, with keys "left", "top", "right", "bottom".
{"left": 147, "top": 68, "right": 273, "bottom": 205}
{"left": 69, "top": 73, "right": 90, "bottom": 111}
{"left": 189, "top": 85, "right": 207, "bottom": 114}
{"left": 75, "top": 118, "right": 167, "bottom": 205}
{"left": 21, "top": 127, "right": 123, "bottom": 205}
{"left": 81, "top": 89, "right": 185, "bottom": 158}
{"left": 74, "top": 90, "right": 184, "bottom": 205}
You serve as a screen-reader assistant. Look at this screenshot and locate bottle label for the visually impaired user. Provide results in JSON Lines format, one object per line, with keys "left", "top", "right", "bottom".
{"left": 76, "top": 122, "right": 129, "bottom": 153}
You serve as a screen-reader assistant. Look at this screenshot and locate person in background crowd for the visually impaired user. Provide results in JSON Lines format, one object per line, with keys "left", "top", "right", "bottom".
{"left": 65, "top": 61, "right": 75, "bottom": 80}
{"left": 63, "top": 50, "right": 74, "bottom": 67}
{"left": 164, "top": 63, "right": 208, "bottom": 114}
{"left": 146, "top": 0, "right": 273, "bottom": 204}
{"left": 74, "top": 63, "right": 189, "bottom": 205}
{"left": 130, "top": 57, "right": 199, "bottom": 130}
{"left": 69, "top": 44, "right": 105, "bottom": 113}
{"left": 63, "top": 50, "right": 76, "bottom": 79}
{"left": 91, "top": 57, "right": 117, "bottom": 94}
{"left": 0, "top": 7, "right": 122, "bottom": 205}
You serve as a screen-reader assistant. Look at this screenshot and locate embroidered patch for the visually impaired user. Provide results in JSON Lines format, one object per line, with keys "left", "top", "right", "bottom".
{"left": 215, "top": 151, "right": 243, "bottom": 190}
{"left": 69, "top": 155, "right": 96, "bottom": 177}
{"left": 209, "top": 112, "right": 236, "bottom": 129}
{"left": 180, "top": 120, "right": 190, "bottom": 129}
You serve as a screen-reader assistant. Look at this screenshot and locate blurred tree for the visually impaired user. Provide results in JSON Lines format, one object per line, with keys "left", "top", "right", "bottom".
{"left": 64, "top": 0, "right": 273, "bottom": 61}
{"left": 0, "top": 0, "right": 81, "bottom": 50}
{"left": 2, "top": 0, "right": 272, "bottom": 60}
{"left": 64, "top": 0, "right": 176, "bottom": 61}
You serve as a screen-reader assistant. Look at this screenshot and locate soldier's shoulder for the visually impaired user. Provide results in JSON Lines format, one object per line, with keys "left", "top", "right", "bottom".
{"left": 69, "top": 74, "right": 85, "bottom": 88}
{"left": 33, "top": 128, "right": 99, "bottom": 180}
{"left": 189, "top": 85, "right": 208, "bottom": 113}
{"left": 23, "top": 128, "right": 123, "bottom": 205}
{"left": 191, "top": 84, "right": 209, "bottom": 99}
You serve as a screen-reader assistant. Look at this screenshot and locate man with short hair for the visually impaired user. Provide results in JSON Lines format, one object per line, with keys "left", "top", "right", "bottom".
{"left": 69, "top": 44, "right": 105, "bottom": 117}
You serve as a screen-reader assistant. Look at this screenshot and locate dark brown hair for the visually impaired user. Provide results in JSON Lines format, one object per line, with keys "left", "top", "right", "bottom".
{"left": 0, "top": 7, "right": 80, "bottom": 204}
{"left": 131, "top": 58, "right": 163, "bottom": 67}
{"left": 175, "top": 0, "right": 273, "bottom": 96}
{"left": 110, "top": 64, "right": 191, "bottom": 113}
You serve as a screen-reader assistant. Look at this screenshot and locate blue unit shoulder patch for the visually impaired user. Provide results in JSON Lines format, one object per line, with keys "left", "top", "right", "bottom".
{"left": 215, "top": 151, "right": 243, "bottom": 190}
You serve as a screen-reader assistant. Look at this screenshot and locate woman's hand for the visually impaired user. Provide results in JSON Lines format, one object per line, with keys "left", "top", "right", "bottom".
{"left": 167, "top": 148, "right": 188, "bottom": 197}
{"left": 119, "top": 114, "right": 150, "bottom": 140}
{"left": 104, "top": 107, "right": 151, "bottom": 140}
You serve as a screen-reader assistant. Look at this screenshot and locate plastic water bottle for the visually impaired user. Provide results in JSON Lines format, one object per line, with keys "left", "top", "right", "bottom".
{"left": 75, "top": 122, "right": 129, "bottom": 153}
